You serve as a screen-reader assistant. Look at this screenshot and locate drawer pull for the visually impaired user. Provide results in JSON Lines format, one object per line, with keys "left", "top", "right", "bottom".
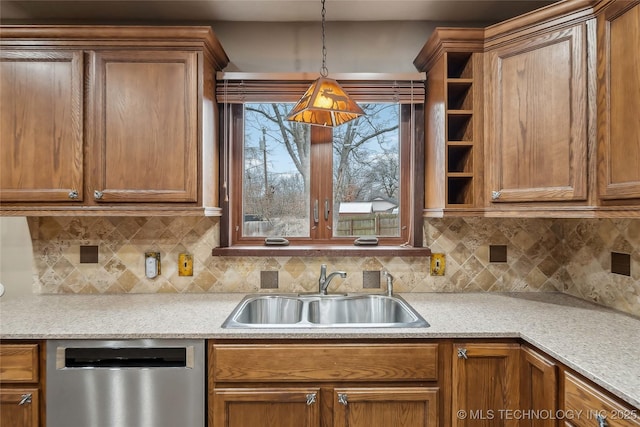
{"left": 18, "top": 394, "right": 32, "bottom": 406}
{"left": 306, "top": 393, "right": 316, "bottom": 406}
{"left": 457, "top": 348, "right": 468, "bottom": 359}
{"left": 491, "top": 191, "right": 501, "bottom": 200}
{"left": 338, "top": 393, "right": 348, "bottom": 406}
{"left": 596, "top": 414, "right": 607, "bottom": 427}
{"left": 94, "top": 190, "right": 104, "bottom": 200}
{"left": 68, "top": 190, "right": 79, "bottom": 199}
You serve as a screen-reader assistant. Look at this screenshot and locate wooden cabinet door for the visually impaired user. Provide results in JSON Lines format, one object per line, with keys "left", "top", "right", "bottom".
{"left": 88, "top": 50, "right": 198, "bottom": 203}
{"left": 452, "top": 343, "right": 520, "bottom": 427}
{"left": 333, "top": 387, "right": 438, "bottom": 427}
{"left": 0, "top": 389, "right": 39, "bottom": 427}
{"left": 485, "top": 24, "right": 588, "bottom": 203}
{"left": 520, "top": 346, "right": 557, "bottom": 427}
{"left": 597, "top": 0, "right": 640, "bottom": 201}
{"left": 563, "top": 371, "right": 640, "bottom": 427}
{"left": 212, "top": 388, "right": 321, "bottom": 427}
{"left": 0, "top": 50, "right": 84, "bottom": 202}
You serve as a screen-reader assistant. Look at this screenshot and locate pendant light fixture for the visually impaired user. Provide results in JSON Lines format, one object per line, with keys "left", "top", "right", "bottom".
{"left": 287, "top": 0, "right": 365, "bottom": 127}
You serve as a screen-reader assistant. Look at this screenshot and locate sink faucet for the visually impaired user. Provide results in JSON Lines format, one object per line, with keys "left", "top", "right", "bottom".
{"left": 383, "top": 270, "right": 394, "bottom": 296}
{"left": 318, "top": 264, "right": 347, "bottom": 295}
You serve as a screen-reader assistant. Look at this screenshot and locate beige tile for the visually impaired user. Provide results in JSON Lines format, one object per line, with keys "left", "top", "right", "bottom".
{"left": 25, "top": 216, "right": 640, "bottom": 317}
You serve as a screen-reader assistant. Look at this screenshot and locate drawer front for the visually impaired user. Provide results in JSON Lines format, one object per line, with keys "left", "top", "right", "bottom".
{"left": 0, "top": 344, "right": 39, "bottom": 383}
{"left": 212, "top": 343, "right": 438, "bottom": 383}
{"left": 564, "top": 372, "right": 640, "bottom": 427}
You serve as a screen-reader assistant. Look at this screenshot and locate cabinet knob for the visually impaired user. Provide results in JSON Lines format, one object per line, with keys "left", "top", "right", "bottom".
{"left": 596, "top": 414, "right": 608, "bottom": 427}
{"left": 94, "top": 190, "right": 104, "bottom": 200}
{"left": 491, "top": 191, "right": 501, "bottom": 200}
{"left": 68, "top": 190, "right": 79, "bottom": 200}
{"left": 18, "top": 393, "right": 32, "bottom": 405}
{"left": 337, "top": 393, "right": 348, "bottom": 406}
{"left": 305, "top": 393, "right": 316, "bottom": 406}
{"left": 457, "top": 348, "right": 468, "bottom": 359}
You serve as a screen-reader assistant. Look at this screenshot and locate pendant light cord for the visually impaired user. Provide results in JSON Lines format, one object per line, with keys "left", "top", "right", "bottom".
{"left": 320, "top": 0, "right": 328, "bottom": 77}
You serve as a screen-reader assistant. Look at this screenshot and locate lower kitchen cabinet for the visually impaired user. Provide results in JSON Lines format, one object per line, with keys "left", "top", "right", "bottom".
{"left": 563, "top": 371, "right": 640, "bottom": 427}
{"left": 520, "top": 346, "right": 558, "bottom": 427}
{"left": 0, "top": 342, "right": 44, "bottom": 427}
{"left": 451, "top": 343, "right": 520, "bottom": 427}
{"left": 212, "top": 387, "right": 321, "bottom": 427}
{"left": 209, "top": 341, "right": 441, "bottom": 427}
{"left": 333, "top": 387, "right": 438, "bottom": 427}
{"left": 0, "top": 389, "right": 40, "bottom": 427}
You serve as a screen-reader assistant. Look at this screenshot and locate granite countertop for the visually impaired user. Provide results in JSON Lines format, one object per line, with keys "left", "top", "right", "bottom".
{"left": 0, "top": 292, "right": 638, "bottom": 408}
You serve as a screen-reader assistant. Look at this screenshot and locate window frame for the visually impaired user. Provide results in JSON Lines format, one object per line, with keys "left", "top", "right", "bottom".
{"left": 217, "top": 78, "right": 425, "bottom": 251}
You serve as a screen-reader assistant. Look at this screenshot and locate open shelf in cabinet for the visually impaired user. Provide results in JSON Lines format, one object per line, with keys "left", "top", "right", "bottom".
{"left": 445, "top": 51, "right": 476, "bottom": 208}
{"left": 447, "top": 114, "right": 473, "bottom": 141}
{"left": 447, "top": 52, "right": 473, "bottom": 78}
{"left": 447, "top": 176, "right": 474, "bottom": 205}
{"left": 447, "top": 81, "right": 473, "bottom": 110}
{"left": 447, "top": 144, "right": 474, "bottom": 173}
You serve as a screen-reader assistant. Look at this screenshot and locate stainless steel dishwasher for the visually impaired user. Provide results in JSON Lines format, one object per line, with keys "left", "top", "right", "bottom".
{"left": 46, "top": 339, "right": 205, "bottom": 427}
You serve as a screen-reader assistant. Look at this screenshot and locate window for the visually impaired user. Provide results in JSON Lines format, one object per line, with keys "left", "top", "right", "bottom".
{"left": 218, "top": 78, "right": 424, "bottom": 248}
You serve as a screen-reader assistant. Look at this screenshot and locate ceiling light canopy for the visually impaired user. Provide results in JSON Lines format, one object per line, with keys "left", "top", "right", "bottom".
{"left": 287, "top": 0, "right": 365, "bottom": 127}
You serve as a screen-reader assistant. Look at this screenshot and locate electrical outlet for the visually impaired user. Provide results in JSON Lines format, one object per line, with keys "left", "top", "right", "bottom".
{"left": 145, "top": 252, "right": 161, "bottom": 279}
{"left": 178, "top": 253, "right": 193, "bottom": 276}
{"left": 430, "top": 253, "right": 446, "bottom": 276}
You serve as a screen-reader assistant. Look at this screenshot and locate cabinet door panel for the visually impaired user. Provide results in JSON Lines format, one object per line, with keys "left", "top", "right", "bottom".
{"left": 452, "top": 343, "right": 520, "bottom": 427}
{"left": 597, "top": 1, "right": 640, "bottom": 200}
{"left": 486, "top": 24, "right": 587, "bottom": 203}
{"left": 212, "top": 388, "right": 321, "bottom": 427}
{"left": 333, "top": 387, "right": 438, "bottom": 427}
{"left": 0, "top": 389, "right": 39, "bottom": 427}
{"left": 563, "top": 371, "right": 640, "bottom": 427}
{"left": 520, "top": 346, "right": 557, "bottom": 427}
{"left": 0, "top": 50, "right": 84, "bottom": 202}
{"left": 89, "top": 50, "right": 198, "bottom": 203}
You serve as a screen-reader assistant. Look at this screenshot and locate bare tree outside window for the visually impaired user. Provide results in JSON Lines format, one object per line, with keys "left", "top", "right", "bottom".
{"left": 242, "top": 102, "right": 400, "bottom": 238}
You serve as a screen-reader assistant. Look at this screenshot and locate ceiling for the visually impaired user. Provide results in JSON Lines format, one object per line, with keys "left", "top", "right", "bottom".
{"left": 1, "top": 0, "right": 557, "bottom": 23}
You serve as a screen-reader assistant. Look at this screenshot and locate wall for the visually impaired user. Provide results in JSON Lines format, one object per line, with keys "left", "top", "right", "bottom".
{"left": 26, "top": 216, "right": 640, "bottom": 317}
{"left": 211, "top": 21, "right": 443, "bottom": 73}
{"left": 0, "top": 217, "right": 34, "bottom": 298}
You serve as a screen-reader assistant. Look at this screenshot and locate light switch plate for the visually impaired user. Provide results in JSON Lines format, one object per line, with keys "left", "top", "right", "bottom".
{"left": 178, "top": 253, "right": 193, "bottom": 276}
{"left": 430, "top": 253, "right": 446, "bottom": 276}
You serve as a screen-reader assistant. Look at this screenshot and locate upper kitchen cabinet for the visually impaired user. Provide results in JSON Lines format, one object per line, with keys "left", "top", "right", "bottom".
{"left": 596, "top": 0, "right": 640, "bottom": 206}
{"left": 414, "top": 29, "right": 486, "bottom": 217}
{"left": 483, "top": 3, "right": 592, "bottom": 213}
{"left": 0, "top": 26, "right": 229, "bottom": 216}
{"left": 0, "top": 49, "right": 84, "bottom": 203}
{"left": 87, "top": 50, "right": 198, "bottom": 204}
{"left": 415, "top": 0, "right": 640, "bottom": 218}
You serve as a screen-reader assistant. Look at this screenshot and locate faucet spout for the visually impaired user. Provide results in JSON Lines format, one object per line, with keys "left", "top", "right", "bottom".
{"left": 318, "top": 264, "right": 347, "bottom": 295}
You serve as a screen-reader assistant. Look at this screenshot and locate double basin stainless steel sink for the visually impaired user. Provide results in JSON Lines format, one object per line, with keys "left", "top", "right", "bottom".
{"left": 222, "top": 293, "right": 429, "bottom": 328}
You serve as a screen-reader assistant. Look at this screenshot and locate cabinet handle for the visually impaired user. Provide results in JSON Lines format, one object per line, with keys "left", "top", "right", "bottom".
{"left": 18, "top": 394, "right": 32, "bottom": 405}
{"left": 94, "top": 190, "right": 104, "bottom": 200}
{"left": 68, "top": 190, "right": 79, "bottom": 200}
{"left": 457, "top": 348, "right": 468, "bottom": 359}
{"left": 313, "top": 199, "right": 319, "bottom": 224}
{"left": 337, "top": 393, "right": 348, "bottom": 406}
{"left": 596, "top": 414, "right": 608, "bottom": 427}
{"left": 306, "top": 393, "right": 317, "bottom": 406}
{"left": 491, "top": 191, "right": 501, "bottom": 200}
{"left": 324, "top": 198, "right": 330, "bottom": 221}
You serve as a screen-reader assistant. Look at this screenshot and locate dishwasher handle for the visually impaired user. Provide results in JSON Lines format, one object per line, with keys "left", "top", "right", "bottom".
{"left": 57, "top": 346, "right": 195, "bottom": 369}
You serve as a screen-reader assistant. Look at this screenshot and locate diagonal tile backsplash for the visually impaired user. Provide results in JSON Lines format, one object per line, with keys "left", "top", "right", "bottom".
{"left": 27, "top": 216, "right": 640, "bottom": 317}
